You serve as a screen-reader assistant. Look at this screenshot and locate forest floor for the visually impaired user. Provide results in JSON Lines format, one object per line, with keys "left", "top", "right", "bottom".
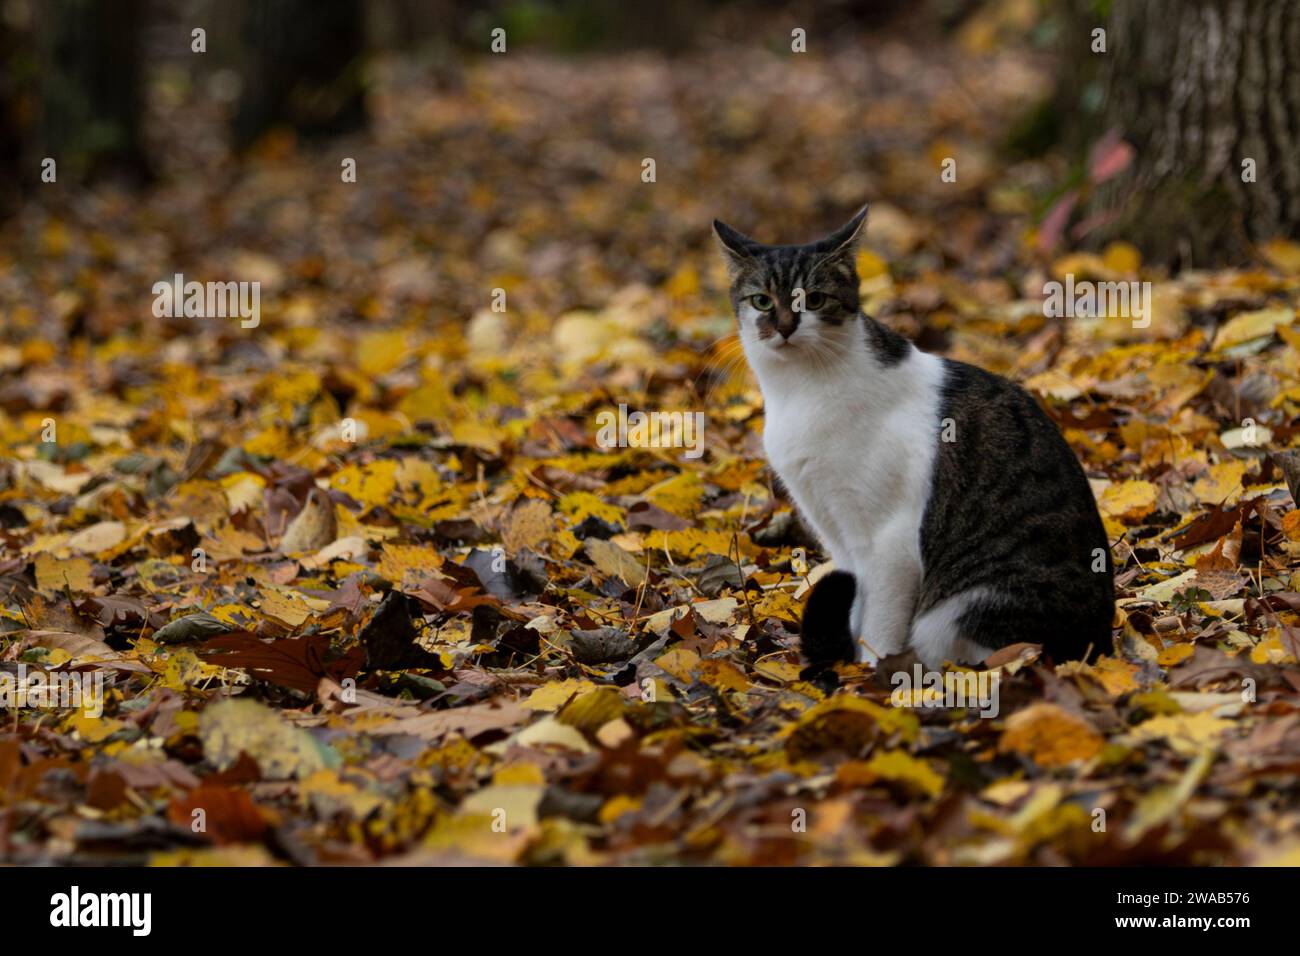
{"left": 3, "top": 24, "right": 1300, "bottom": 865}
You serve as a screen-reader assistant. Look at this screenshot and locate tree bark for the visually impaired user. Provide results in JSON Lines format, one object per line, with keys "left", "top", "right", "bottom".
{"left": 1074, "top": 0, "right": 1300, "bottom": 267}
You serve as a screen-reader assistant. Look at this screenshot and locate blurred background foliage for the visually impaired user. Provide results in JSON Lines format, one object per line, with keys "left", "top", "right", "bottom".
{"left": 1, "top": 0, "right": 1297, "bottom": 265}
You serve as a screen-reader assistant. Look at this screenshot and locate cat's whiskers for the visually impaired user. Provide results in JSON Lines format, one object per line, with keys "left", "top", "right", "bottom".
{"left": 693, "top": 332, "right": 742, "bottom": 382}
{"left": 695, "top": 334, "right": 751, "bottom": 404}
{"left": 702, "top": 352, "right": 752, "bottom": 406}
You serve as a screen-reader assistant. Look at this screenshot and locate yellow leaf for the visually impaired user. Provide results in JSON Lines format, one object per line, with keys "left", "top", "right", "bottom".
{"left": 523, "top": 679, "right": 596, "bottom": 712}
{"left": 1211, "top": 306, "right": 1294, "bottom": 351}
{"left": 256, "top": 588, "right": 323, "bottom": 628}
{"left": 221, "top": 472, "right": 265, "bottom": 513}
{"left": 862, "top": 749, "right": 945, "bottom": 797}
{"left": 1123, "top": 749, "right": 1214, "bottom": 842}
{"left": 596, "top": 717, "right": 635, "bottom": 749}
{"left": 398, "top": 382, "right": 453, "bottom": 423}
{"left": 459, "top": 784, "right": 544, "bottom": 828}
{"left": 665, "top": 263, "right": 700, "bottom": 298}
{"left": 330, "top": 459, "right": 398, "bottom": 508}
{"left": 1083, "top": 657, "right": 1140, "bottom": 695}
{"left": 643, "top": 472, "right": 705, "bottom": 517}
{"left": 199, "top": 698, "right": 331, "bottom": 780}
{"left": 1157, "top": 643, "right": 1196, "bottom": 667}
{"left": 378, "top": 542, "right": 442, "bottom": 587}
{"left": 500, "top": 499, "right": 554, "bottom": 554}
{"left": 1262, "top": 238, "right": 1300, "bottom": 275}
{"left": 34, "top": 552, "right": 93, "bottom": 592}
{"left": 784, "top": 694, "right": 918, "bottom": 760}
{"left": 1102, "top": 240, "right": 1141, "bottom": 274}
{"left": 1278, "top": 323, "right": 1300, "bottom": 352}
{"left": 1135, "top": 568, "right": 1196, "bottom": 604}
{"left": 346, "top": 409, "right": 406, "bottom": 441}
{"left": 599, "top": 794, "right": 642, "bottom": 824}
{"left": 659, "top": 528, "right": 741, "bottom": 560}
{"left": 493, "top": 762, "right": 546, "bottom": 786}
{"left": 697, "top": 658, "right": 750, "bottom": 693}
{"left": 584, "top": 537, "right": 646, "bottom": 587}
{"left": 998, "top": 703, "right": 1103, "bottom": 767}
{"left": 150, "top": 846, "right": 278, "bottom": 867}
{"left": 1250, "top": 630, "right": 1297, "bottom": 665}
{"left": 1051, "top": 252, "right": 1107, "bottom": 279}
{"left": 980, "top": 779, "right": 1032, "bottom": 806}
{"left": 357, "top": 330, "right": 410, "bottom": 377}
{"left": 1127, "top": 711, "right": 1233, "bottom": 757}
{"left": 300, "top": 769, "right": 384, "bottom": 818}
{"left": 1192, "top": 460, "right": 1246, "bottom": 506}
{"left": 72, "top": 714, "right": 126, "bottom": 743}
{"left": 65, "top": 520, "right": 126, "bottom": 556}
{"left": 1099, "top": 480, "right": 1158, "bottom": 523}
{"left": 243, "top": 426, "right": 292, "bottom": 458}
{"left": 855, "top": 249, "right": 888, "bottom": 280}
{"left": 558, "top": 687, "right": 626, "bottom": 734}
{"left": 395, "top": 457, "right": 443, "bottom": 499}
{"left": 753, "top": 588, "right": 800, "bottom": 623}
{"left": 654, "top": 647, "right": 700, "bottom": 683}
{"left": 753, "top": 659, "right": 802, "bottom": 684}
{"left": 557, "top": 491, "right": 623, "bottom": 526}
{"left": 450, "top": 420, "right": 502, "bottom": 456}
{"left": 509, "top": 715, "right": 592, "bottom": 753}
{"left": 689, "top": 597, "right": 738, "bottom": 623}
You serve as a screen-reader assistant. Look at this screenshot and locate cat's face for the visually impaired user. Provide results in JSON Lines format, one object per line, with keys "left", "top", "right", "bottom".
{"left": 713, "top": 207, "right": 867, "bottom": 363}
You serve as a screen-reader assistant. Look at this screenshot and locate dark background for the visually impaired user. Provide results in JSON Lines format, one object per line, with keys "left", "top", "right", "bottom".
{"left": 3, "top": 0, "right": 1298, "bottom": 268}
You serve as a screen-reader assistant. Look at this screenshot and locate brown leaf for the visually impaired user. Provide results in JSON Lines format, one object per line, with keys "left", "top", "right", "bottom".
{"left": 199, "top": 631, "right": 363, "bottom": 694}
{"left": 357, "top": 591, "right": 443, "bottom": 671}
{"left": 1273, "top": 450, "right": 1300, "bottom": 506}
{"left": 278, "top": 487, "right": 337, "bottom": 554}
{"left": 500, "top": 498, "right": 554, "bottom": 554}
{"left": 369, "top": 699, "right": 530, "bottom": 742}
{"left": 167, "top": 785, "right": 269, "bottom": 844}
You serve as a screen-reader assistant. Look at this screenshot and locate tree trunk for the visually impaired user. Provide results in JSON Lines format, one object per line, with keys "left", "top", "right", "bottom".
{"left": 1075, "top": 0, "right": 1300, "bottom": 267}
{"left": 0, "top": 13, "right": 32, "bottom": 212}
{"left": 234, "top": 0, "right": 367, "bottom": 150}
{"left": 34, "top": 0, "right": 149, "bottom": 183}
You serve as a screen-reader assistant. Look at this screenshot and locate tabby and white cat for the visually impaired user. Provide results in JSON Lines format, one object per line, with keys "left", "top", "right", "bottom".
{"left": 713, "top": 206, "right": 1114, "bottom": 668}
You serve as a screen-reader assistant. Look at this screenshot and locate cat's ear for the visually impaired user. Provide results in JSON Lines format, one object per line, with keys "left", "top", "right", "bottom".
{"left": 713, "top": 219, "right": 760, "bottom": 276}
{"left": 816, "top": 204, "right": 869, "bottom": 259}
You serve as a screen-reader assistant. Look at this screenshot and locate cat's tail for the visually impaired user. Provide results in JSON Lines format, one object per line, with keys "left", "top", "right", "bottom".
{"left": 800, "top": 570, "right": 856, "bottom": 663}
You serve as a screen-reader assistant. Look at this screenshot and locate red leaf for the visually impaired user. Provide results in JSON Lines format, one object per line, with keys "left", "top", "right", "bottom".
{"left": 1088, "top": 128, "right": 1135, "bottom": 184}
{"left": 168, "top": 785, "right": 269, "bottom": 844}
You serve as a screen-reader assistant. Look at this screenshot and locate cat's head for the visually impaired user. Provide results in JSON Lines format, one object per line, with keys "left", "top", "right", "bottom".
{"left": 712, "top": 206, "right": 868, "bottom": 362}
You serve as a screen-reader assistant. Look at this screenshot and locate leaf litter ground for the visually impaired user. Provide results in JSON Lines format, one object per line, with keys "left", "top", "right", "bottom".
{"left": 3, "top": 29, "right": 1300, "bottom": 865}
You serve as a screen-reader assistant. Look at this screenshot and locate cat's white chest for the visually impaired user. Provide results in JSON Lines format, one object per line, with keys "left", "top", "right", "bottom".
{"left": 757, "top": 348, "right": 947, "bottom": 567}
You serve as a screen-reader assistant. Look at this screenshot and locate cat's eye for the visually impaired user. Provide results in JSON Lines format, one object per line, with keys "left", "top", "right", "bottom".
{"left": 749, "top": 293, "right": 775, "bottom": 311}
{"left": 803, "top": 291, "right": 827, "bottom": 311}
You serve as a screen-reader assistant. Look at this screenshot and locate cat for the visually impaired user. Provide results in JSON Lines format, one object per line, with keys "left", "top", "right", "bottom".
{"left": 713, "top": 206, "right": 1114, "bottom": 669}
